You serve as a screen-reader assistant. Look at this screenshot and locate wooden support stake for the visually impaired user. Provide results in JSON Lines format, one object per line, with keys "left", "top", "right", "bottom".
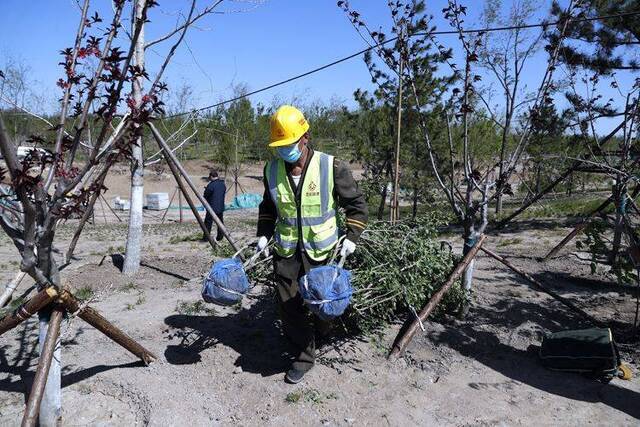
{"left": 495, "top": 169, "right": 573, "bottom": 229}
{"left": 59, "top": 290, "right": 156, "bottom": 364}
{"left": 544, "top": 185, "right": 640, "bottom": 260}
{"left": 149, "top": 122, "right": 240, "bottom": 254}
{"left": 162, "top": 146, "right": 214, "bottom": 247}
{"left": 21, "top": 305, "right": 64, "bottom": 427}
{"left": 480, "top": 247, "right": 604, "bottom": 326}
{"left": 391, "top": 28, "right": 404, "bottom": 225}
{"left": 100, "top": 193, "right": 122, "bottom": 222}
{"left": 0, "top": 271, "right": 26, "bottom": 308}
{"left": 66, "top": 172, "right": 111, "bottom": 263}
{"left": 495, "top": 119, "right": 627, "bottom": 229}
{"left": 97, "top": 194, "right": 108, "bottom": 224}
{"left": 543, "top": 195, "right": 614, "bottom": 260}
{"left": 389, "top": 234, "right": 487, "bottom": 358}
{"left": 0, "top": 287, "right": 58, "bottom": 336}
{"left": 161, "top": 187, "right": 178, "bottom": 224}
{"left": 178, "top": 188, "right": 183, "bottom": 223}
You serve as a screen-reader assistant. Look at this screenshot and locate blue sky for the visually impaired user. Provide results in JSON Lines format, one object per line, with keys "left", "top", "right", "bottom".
{"left": 0, "top": 0, "right": 635, "bottom": 134}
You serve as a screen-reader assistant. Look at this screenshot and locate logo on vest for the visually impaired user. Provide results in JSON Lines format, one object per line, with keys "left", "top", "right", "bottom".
{"left": 306, "top": 180, "right": 320, "bottom": 197}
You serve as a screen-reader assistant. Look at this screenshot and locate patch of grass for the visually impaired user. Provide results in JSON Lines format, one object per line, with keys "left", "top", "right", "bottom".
{"left": 366, "top": 330, "right": 388, "bottom": 356}
{"left": 107, "top": 245, "right": 125, "bottom": 254}
{"left": 210, "top": 242, "right": 235, "bottom": 258}
{"left": 175, "top": 300, "right": 216, "bottom": 315}
{"left": 285, "top": 388, "right": 338, "bottom": 405}
{"left": 410, "top": 380, "right": 424, "bottom": 391}
{"left": 500, "top": 196, "right": 611, "bottom": 220}
{"left": 169, "top": 231, "right": 203, "bottom": 244}
{"left": 285, "top": 392, "right": 302, "bottom": 403}
{"left": 119, "top": 282, "right": 139, "bottom": 293}
{"left": 497, "top": 237, "right": 523, "bottom": 247}
{"left": 241, "top": 218, "right": 258, "bottom": 229}
{"left": 74, "top": 286, "right": 94, "bottom": 301}
{"left": 125, "top": 294, "right": 145, "bottom": 311}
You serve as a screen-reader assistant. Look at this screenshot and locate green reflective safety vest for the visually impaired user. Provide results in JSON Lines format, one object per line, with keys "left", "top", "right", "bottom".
{"left": 266, "top": 151, "right": 338, "bottom": 261}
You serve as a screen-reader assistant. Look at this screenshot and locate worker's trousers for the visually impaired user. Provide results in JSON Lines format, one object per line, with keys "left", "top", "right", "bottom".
{"left": 204, "top": 211, "right": 224, "bottom": 241}
{"left": 274, "top": 251, "right": 328, "bottom": 373}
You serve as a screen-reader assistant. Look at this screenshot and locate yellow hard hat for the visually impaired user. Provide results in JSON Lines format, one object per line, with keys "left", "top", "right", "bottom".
{"left": 269, "top": 105, "right": 310, "bottom": 147}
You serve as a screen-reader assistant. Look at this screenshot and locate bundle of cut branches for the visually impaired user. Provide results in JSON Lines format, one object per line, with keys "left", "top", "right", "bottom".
{"left": 247, "top": 214, "right": 463, "bottom": 333}
{"left": 343, "top": 215, "right": 463, "bottom": 332}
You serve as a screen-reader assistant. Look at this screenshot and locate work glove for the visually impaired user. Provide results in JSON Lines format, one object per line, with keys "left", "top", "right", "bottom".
{"left": 256, "top": 236, "right": 269, "bottom": 257}
{"left": 340, "top": 239, "right": 357, "bottom": 259}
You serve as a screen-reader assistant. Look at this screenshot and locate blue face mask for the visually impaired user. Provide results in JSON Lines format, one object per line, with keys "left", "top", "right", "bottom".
{"left": 276, "top": 143, "right": 302, "bottom": 163}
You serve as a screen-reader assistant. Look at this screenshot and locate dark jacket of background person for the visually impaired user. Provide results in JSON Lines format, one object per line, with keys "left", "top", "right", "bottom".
{"left": 204, "top": 178, "right": 226, "bottom": 214}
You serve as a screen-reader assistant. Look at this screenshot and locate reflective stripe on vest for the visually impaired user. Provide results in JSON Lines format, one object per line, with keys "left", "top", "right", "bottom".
{"left": 266, "top": 151, "right": 337, "bottom": 261}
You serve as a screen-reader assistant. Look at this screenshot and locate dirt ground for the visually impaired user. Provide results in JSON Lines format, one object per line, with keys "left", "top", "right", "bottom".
{"left": 1, "top": 202, "right": 640, "bottom": 425}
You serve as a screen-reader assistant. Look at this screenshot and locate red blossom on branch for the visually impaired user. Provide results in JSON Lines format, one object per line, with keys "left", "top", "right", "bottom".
{"left": 126, "top": 96, "right": 137, "bottom": 110}
{"left": 56, "top": 78, "right": 70, "bottom": 89}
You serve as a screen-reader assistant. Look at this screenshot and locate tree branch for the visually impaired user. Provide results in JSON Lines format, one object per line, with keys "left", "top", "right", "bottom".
{"left": 148, "top": 0, "right": 197, "bottom": 93}
{"left": 145, "top": 0, "right": 224, "bottom": 49}
{"left": 44, "top": 0, "right": 91, "bottom": 191}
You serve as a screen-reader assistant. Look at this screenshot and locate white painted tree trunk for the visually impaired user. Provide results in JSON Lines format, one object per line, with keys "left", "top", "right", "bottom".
{"left": 38, "top": 311, "right": 62, "bottom": 427}
{"left": 463, "top": 258, "right": 475, "bottom": 292}
{"left": 123, "top": 0, "right": 146, "bottom": 275}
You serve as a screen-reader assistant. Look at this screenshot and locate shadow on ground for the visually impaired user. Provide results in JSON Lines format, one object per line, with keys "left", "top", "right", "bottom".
{"left": 0, "top": 319, "right": 141, "bottom": 402}
{"left": 164, "top": 297, "right": 294, "bottom": 377}
{"left": 413, "top": 291, "right": 640, "bottom": 420}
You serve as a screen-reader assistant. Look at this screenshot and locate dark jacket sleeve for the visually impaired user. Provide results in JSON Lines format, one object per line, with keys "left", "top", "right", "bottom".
{"left": 333, "top": 159, "right": 368, "bottom": 243}
{"left": 203, "top": 182, "right": 212, "bottom": 200}
{"left": 257, "top": 165, "right": 277, "bottom": 239}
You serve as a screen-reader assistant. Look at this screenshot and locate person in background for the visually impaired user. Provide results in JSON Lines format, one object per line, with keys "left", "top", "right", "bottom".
{"left": 256, "top": 105, "right": 368, "bottom": 384}
{"left": 203, "top": 169, "right": 226, "bottom": 241}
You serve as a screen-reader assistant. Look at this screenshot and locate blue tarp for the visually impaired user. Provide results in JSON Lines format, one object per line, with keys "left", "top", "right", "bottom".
{"left": 299, "top": 265, "right": 353, "bottom": 320}
{"left": 225, "top": 193, "right": 263, "bottom": 211}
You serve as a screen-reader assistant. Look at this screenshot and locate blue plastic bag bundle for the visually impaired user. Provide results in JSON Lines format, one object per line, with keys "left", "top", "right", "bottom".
{"left": 202, "top": 258, "right": 250, "bottom": 306}
{"left": 298, "top": 265, "right": 353, "bottom": 320}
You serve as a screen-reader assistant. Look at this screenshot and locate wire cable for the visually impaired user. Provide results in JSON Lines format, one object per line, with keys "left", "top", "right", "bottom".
{"left": 165, "top": 10, "right": 640, "bottom": 119}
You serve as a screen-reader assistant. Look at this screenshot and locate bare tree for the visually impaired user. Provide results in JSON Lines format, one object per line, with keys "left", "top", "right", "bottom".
{"left": 122, "top": 0, "right": 224, "bottom": 274}
{"left": 0, "top": 1, "right": 223, "bottom": 423}
{"left": 339, "top": 0, "right": 577, "bottom": 302}
{"left": 477, "top": 0, "right": 543, "bottom": 214}
{"left": 123, "top": 0, "right": 147, "bottom": 274}
{"left": 0, "top": 56, "right": 38, "bottom": 138}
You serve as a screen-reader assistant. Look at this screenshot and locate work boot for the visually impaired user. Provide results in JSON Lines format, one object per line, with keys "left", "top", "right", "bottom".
{"left": 284, "top": 368, "right": 307, "bottom": 384}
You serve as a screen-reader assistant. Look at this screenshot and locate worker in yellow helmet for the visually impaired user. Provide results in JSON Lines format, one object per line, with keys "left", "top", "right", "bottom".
{"left": 256, "top": 105, "right": 368, "bottom": 384}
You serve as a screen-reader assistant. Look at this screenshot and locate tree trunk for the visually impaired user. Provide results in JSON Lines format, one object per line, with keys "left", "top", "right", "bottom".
{"left": 377, "top": 183, "right": 387, "bottom": 220}
{"left": 123, "top": 0, "right": 146, "bottom": 274}
{"left": 412, "top": 185, "right": 418, "bottom": 220}
{"left": 412, "top": 170, "right": 418, "bottom": 221}
{"left": 611, "top": 180, "right": 624, "bottom": 264}
{"left": 567, "top": 171, "right": 574, "bottom": 196}
{"left": 37, "top": 307, "right": 62, "bottom": 427}
{"left": 496, "top": 190, "right": 503, "bottom": 216}
{"left": 377, "top": 164, "right": 392, "bottom": 220}
{"left": 461, "top": 218, "right": 477, "bottom": 292}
